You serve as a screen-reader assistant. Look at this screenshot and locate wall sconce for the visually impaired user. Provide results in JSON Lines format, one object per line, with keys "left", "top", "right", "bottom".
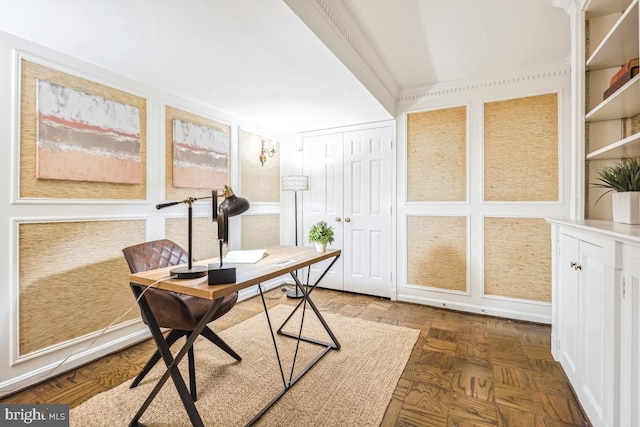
{"left": 259, "top": 139, "right": 276, "bottom": 166}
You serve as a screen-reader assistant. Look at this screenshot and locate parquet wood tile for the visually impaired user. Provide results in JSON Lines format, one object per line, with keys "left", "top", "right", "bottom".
{"left": 539, "top": 393, "right": 589, "bottom": 425}
{"left": 447, "top": 393, "right": 498, "bottom": 425}
{"left": 455, "top": 341, "right": 491, "bottom": 366}
{"left": 493, "top": 383, "right": 545, "bottom": 414}
{"left": 412, "top": 366, "right": 453, "bottom": 391}
{"left": 496, "top": 405, "right": 547, "bottom": 427}
{"left": 403, "top": 381, "right": 451, "bottom": 417}
{"left": 450, "top": 371, "right": 494, "bottom": 401}
{"left": 492, "top": 365, "right": 538, "bottom": 391}
{"left": 0, "top": 288, "right": 591, "bottom": 427}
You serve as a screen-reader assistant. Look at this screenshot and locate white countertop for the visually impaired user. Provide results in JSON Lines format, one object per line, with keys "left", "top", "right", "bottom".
{"left": 546, "top": 218, "right": 640, "bottom": 245}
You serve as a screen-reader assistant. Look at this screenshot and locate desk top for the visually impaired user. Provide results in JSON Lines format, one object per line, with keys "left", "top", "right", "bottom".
{"left": 129, "top": 245, "right": 341, "bottom": 300}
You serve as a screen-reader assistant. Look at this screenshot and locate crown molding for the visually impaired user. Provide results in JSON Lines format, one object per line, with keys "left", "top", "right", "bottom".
{"left": 283, "top": 0, "right": 398, "bottom": 115}
{"left": 398, "top": 63, "right": 571, "bottom": 103}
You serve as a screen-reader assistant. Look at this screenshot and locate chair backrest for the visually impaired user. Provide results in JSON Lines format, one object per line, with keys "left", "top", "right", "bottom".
{"left": 122, "top": 239, "right": 191, "bottom": 274}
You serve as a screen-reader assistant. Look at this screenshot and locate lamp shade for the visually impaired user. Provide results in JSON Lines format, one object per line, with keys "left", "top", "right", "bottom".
{"left": 219, "top": 186, "right": 250, "bottom": 216}
{"left": 282, "top": 175, "right": 309, "bottom": 192}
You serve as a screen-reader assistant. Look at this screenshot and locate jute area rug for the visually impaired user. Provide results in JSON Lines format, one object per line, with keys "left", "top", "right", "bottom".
{"left": 70, "top": 304, "right": 419, "bottom": 426}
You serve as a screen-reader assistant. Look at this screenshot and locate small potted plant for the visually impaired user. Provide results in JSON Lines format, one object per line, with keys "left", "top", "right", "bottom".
{"left": 308, "top": 221, "right": 335, "bottom": 252}
{"left": 593, "top": 157, "right": 640, "bottom": 224}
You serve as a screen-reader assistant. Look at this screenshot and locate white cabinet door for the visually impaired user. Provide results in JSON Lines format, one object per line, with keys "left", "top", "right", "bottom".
{"left": 579, "top": 240, "right": 615, "bottom": 427}
{"left": 556, "top": 229, "right": 618, "bottom": 427}
{"left": 342, "top": 128, "right": 393, "bottom": 296}
{"left": 558, "top": 233, "right": 581, "bottom": 384}
{"left": 620, "top": 245, "right": 640, "bottom": 427}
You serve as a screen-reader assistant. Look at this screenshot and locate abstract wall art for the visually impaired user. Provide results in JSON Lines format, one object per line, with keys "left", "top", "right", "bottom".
{"left": 168, "top": 107, "right": 229, "bottom": 190}
{"left": 36, "top": 79, "right": 141, "bottom": 184}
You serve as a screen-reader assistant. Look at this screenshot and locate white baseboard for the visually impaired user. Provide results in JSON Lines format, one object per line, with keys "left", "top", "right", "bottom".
{"left": 396, "top": 293, "right": 551, "bottom": 324}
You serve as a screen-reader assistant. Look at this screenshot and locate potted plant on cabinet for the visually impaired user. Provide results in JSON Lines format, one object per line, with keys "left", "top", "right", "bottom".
{"left": 308, "top": 221, "right": 335, "bottom": 252}
{"left": 593, "top": 157, "right": 640, "bottom": 224}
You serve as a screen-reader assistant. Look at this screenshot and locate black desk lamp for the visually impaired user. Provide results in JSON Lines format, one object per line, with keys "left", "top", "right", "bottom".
{"left": 156, "top": 185, "right": 250, "bottom": 280}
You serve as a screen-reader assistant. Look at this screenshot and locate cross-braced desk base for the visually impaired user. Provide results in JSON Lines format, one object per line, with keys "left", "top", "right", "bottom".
{"left": 129, "top": 251, "right": 340, "bottom": 427}
{"left": 247, "top": 255, "right": 340, "bottom": 426}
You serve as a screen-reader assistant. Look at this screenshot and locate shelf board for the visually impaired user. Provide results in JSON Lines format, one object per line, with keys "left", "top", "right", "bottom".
{"left": 586, "top": 0, "right": 638, "bottom": 70}
{"left": 586, "top": 74, "right": 640, "bottom": 122}
{"left": 586, "top": 132, "right": 640, "bottom": 159}
{"left": 585, "top": 0, "right": 634, "bottom": 17}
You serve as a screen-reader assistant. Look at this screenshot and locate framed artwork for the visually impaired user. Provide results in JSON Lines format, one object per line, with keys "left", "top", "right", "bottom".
{"left": 36, "top": 79, "right": 141, "bottom": 184}
{"left": 165, "top": 106, "right": 230, "bottom": 199}
{"left": 19, "top": 58, "right": 147, "bottom": 200}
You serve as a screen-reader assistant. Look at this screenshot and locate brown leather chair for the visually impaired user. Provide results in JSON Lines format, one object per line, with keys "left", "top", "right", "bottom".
{"left": 122, "top": 239, "right": 241, "bottom": 401}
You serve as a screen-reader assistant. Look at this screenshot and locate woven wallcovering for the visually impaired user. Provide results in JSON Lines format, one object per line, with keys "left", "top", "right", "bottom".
{"left": 239, "top": 129, "right": 280, "bottom": 203}
{"left": 19, "top": 59, "right": 147, "bottom": 200}
{"left": 407, "top": 216, "right": 467, "bottom": 292}
{"left": 241, "top": 215, "right": 280, "bottom": 249}
{"left": 165, "top": 216, "right": 220, "bottom": 260}
{"left": 407, "top": 107, "right": 467, "bottom": 201}
{"left": 484, "top": 217, "right": 551, "bottom": 302}
{"left": 164, "top": 106, "right": 230, "bottom": 201}
{"left": 484, "top": 93, "right": 558, "bottom": 201}
{"left": 18, "top": 220, "right": 146, "bottom": 355}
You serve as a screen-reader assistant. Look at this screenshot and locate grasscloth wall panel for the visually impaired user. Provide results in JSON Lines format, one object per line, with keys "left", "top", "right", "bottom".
{"left": 407, "top": 216, "right": 467, "bottom": 292}
{"left": 18, "top": 220, "right": 146, "bottom": 356}
{"left": 484, "top": 217, "right": 551, "bottom": 302}
{"left": 407, "top": 107, "right": 467, "bottom": 202}
{"left": 484, "top": 93, "right": 558, "bottom": 201}
{"left": 239, "top": 129, "right": 280, "bottom": 203}
{"left": 241, "top": 215, "right": 280, "bottom": 249}
{"left": 165, "top": 217, "right": 219, "bottom": 261}
{"left": 165, "top": 106, "right": 230, "bottom": 201}
{"left": 20, "top": 59, "right": 147, "bottom": 200}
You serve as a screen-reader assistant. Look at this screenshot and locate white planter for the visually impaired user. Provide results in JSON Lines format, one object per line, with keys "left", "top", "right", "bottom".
{"left": 612, "top": 191, "right": 640, "bottom": 224}
{"left": 314, "top": 242, "right": 327, "bottom": 252}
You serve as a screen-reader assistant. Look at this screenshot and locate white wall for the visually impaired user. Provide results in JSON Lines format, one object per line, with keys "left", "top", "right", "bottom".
{"left": 0, "top": 30, "right": 285, "bottom": 397}
{"left": 394, "top": 62, "right": 573, "bottom": 323}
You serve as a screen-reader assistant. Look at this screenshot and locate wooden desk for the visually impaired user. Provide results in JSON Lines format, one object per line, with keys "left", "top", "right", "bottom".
{"left": 128, "top": 245, "right": 341, "bottom": 427}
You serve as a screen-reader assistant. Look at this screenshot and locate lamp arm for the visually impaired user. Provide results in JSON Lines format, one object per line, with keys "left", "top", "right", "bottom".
{"left": 156, "top": 195, "right": 213, "bottom": 210}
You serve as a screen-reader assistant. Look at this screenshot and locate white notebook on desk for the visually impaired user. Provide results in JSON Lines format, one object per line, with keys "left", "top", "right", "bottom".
{"left": 223, "top": 249, "right": 267, "bottom": 264}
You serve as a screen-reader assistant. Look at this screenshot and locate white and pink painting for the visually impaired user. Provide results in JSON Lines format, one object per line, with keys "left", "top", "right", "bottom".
{"left": 172, "top": 119, "right": 229, "bottom": 188}
{"left": 36, "top": 80, "right": 141, "bottom": 184}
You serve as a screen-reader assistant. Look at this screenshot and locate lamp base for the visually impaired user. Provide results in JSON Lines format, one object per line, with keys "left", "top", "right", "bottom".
{"left": 170, "top": 265, "right": 208, "bottom": 279}
{"left": 286, "top": 286, "right": 305, "bottom": 299}
{"left": 208, "top": 263, "right": 236, "bottom": 285}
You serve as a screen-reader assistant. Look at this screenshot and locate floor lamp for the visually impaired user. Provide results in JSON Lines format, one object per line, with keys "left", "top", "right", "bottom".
{"left": 282, "top": 175, "right": 309, "bottom": 298}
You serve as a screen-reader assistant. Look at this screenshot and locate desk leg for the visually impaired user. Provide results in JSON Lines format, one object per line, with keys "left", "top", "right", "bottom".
{"left": 245, "top": 253, "right": 341, "bottom": 426}
{"left": 277, "top": 254, "right": 341, "bottom": 349}
{"left": 128, "top": 284, "right": 222, "bottom": 427}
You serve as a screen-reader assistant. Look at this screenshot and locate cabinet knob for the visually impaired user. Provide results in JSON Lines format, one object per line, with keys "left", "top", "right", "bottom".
{"left": 570, "top": 261, "right": 576, "bottom": 269}
{"left": 575, "top": 264, "right": 582, "bottom": 271}
{"left": 335, "top": 217, "right": 341, "bottom": 222}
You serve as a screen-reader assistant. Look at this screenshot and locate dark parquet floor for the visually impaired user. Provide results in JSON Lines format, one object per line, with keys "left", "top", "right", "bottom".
{"left": 1, "top": 287, "right": 590, "bottom": 426}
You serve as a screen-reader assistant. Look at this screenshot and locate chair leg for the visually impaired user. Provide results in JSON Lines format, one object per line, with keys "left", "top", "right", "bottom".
{"left": 186, "top": 331, "right": 197, "bottom": 402}
{"left": 130, "top": 329, "right": 184, "bottom": 389}
{"left": 200, "top": 326, "right": 242, "bottom": 361}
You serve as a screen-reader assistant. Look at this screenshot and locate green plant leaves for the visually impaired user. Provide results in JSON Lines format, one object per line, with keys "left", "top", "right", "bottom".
{"left": 593, "top": 158, "right": 640, "bottom": 204}
{"left": 308, "top": 221, "right": 335, "bottom": 244}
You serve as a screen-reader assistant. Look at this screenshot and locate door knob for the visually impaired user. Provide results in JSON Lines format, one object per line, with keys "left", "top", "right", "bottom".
{"left": 335, "top": 217, "right": 341, "bottom": 222}
{"left": 344, "top": 217, "right": 351, "bottom": 222}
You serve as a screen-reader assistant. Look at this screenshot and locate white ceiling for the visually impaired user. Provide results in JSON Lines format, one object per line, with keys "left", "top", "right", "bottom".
{"left": 0, "top": 0, "right": 570, "bottom": 134}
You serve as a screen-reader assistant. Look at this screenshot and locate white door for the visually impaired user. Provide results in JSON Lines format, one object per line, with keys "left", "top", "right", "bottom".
{"left": 302, "top": 125, "right": 393, "bottom": 298}
{"left": 342, "top": 128, "right": 393, "bottom": 296}
{"left": 302, "top": 132, "right": 344, "bottom": 291}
